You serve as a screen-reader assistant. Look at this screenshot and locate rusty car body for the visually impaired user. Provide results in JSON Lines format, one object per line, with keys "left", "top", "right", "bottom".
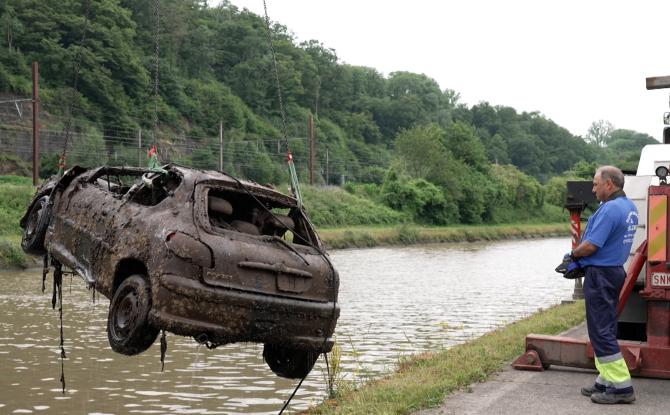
{"left": 20, "top": 164, "right": 339, "bottom": 378}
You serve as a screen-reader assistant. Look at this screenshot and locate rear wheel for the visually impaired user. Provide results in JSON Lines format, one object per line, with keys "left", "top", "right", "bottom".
{"left": 107, "top": 275, "right": 159, "bottom": 355}
{"left": 263, "top": 344, "right": 319, "bottom": 379}
{"left": 21, "top": 195, "right": 50, "bottom": 255}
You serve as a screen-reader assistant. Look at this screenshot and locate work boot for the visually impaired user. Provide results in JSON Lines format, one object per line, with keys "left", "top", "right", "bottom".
{"left": 580, "top": 383, "right": 605, "bottom": 397}
{"left": 590, "top": 391, "right": 636, "bottom": 404}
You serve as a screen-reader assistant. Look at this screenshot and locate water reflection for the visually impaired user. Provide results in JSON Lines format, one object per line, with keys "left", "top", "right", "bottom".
{"left": 0, "top": 238, "right": 573, "bottom": 413}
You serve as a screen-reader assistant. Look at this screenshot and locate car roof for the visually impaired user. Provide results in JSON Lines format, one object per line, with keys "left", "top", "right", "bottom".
{"left": 170, "top": 164, "right": 299, "bottom": 208}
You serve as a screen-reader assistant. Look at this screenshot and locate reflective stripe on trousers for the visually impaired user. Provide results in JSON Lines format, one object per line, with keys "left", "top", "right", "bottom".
{"left": 595, "top": 353, "right": 633, "bottom": 394}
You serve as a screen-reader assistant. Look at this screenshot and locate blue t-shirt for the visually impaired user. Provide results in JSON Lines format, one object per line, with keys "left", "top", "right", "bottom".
{"left": 579, "top": 196, "right": 638, "bottom": 267}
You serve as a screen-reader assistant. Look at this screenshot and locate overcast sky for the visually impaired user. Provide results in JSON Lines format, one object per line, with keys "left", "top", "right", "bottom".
{"left": 222, "top": 0, "right": 669, "bottom": 141}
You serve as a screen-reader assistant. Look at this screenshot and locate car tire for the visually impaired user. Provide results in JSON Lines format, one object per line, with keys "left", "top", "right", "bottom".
{"left": 107, "top": 275, "right": 159, "bottom": 356}
{"left": 263, "top": 344, "right": 319, "bottom": 379}
{"left": 21, "top": 195, "right": 50, "bottom": 256}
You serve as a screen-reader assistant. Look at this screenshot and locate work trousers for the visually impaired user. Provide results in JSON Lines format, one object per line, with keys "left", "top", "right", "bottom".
{"left": 584, "top": 266, "right": 633, "bottom": 394}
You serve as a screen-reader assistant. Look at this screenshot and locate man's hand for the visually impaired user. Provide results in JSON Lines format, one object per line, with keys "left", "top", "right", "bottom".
{"left": 555, "top": 254, "right": 584, "bottom": 279}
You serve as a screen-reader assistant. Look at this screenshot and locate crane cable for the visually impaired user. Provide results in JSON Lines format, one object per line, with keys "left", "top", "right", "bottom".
{"left": 57, "top": 0, "right": 92, "bottom": 176}
{"left": 261, "top": 3, "right": 337, "bottom": 414}
{"left": 152, "top": 0, "right": 160, "bottom": 148}
{"left": 262, "top": 0, "right": 303, "bottom": 207}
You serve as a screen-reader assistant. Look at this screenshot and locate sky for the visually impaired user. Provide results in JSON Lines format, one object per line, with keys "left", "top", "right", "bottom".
{"left": 221, "top": 0, "right": 670, "bottom": 141}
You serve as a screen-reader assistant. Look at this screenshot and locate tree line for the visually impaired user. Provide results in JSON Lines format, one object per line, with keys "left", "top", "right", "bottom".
{"left": 0, "top": 0, "right": 659, "bottom": 224}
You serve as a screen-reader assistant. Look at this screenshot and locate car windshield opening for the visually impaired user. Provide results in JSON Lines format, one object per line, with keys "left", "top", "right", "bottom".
{"left": 92, "top": 168, "right": 182, "bottom": 206}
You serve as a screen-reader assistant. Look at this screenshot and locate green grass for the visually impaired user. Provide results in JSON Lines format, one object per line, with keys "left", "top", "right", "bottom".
{"left": 0, "top": 235, "right": 33, "bottom": 269}
{"left": 0, "top": 177, "right": 36, "bottom": 268}
{"left": 308, "top": 301, "right": 585, "bottom": 414}
{"left": 318, "top": 223, "right": 569, "bottom": 249}
{"left": 0, "top": 176, "right": 35, "bottom": 237}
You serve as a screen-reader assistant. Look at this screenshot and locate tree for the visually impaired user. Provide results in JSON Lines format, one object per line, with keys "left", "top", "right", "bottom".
{"left": 586, "top": 120, "right": 615, "bottom": 147}
{"left": 393, "top": 124, "right": 448, "bottom": 179}
{"left": 442, "top": 122, "right": 487, "bottom": 172}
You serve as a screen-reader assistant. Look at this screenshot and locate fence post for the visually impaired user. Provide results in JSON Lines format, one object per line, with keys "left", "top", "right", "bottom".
{"left": 308, "top": 112, "right": 315, "bottom": 185}
{"left": 138, "top": 127, "right": 142, "bottom": 167}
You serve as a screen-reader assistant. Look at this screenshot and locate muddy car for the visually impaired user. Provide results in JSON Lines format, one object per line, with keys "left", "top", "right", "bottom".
{"left": 20, "top": 165, "right": 339, "bottom": 378}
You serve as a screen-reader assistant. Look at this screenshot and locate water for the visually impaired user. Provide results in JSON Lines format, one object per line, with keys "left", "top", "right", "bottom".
{"left": 0, "top": 238, "right": 574, "bottom": 414}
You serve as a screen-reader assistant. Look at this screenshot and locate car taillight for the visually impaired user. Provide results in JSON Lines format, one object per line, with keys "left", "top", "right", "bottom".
{"left": 165, "top": 231, "right": 213, "bottom": 268}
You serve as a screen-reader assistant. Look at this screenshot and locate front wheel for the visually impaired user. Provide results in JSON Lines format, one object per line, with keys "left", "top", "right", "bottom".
{"left": 263, "top": 344, "right": 319, "bottom": 379}
{"left": 107, "top": 275, "right": 159, "bottom": 355}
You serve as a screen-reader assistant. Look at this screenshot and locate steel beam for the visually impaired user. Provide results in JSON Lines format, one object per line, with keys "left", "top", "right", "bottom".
{"left": 646, "top": 76, "right": 670, "bottom": 90}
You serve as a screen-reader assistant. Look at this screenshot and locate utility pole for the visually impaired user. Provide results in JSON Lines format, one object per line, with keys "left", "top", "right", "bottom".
{"left": 219, "top": 121, "right": 224, "bottom": 171}
{"left": 308, "top": 112, "right": 315, "bottom": 185}
{"left": 325, "top": 147, "right": 329, "bottom": 186}
{"left": 32, "top": 61, "right": 40, "bottom": 186}
{"left": 138, "top": 128, "right": 142, "bottom": 167}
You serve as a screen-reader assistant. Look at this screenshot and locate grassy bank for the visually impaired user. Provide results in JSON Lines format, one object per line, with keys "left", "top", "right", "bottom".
{"left": 318, "top": 223, "right": 569, "bottom": 249}
{"left": 0, "top": 175, "right": 36, "bottom": 269}
{"left": 308, "top": 300, "right": 585, "bottom": 414}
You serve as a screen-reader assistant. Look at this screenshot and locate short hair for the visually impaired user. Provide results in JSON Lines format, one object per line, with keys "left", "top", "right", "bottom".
{"left": 597, "top": 166, "right": 625, "bottom": 189}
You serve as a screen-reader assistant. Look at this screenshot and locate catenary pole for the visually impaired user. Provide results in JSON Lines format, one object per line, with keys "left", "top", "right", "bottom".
{"left": 32, "top": 61, "right": 40, "bottom": 186}
{"left": 219, "top": 121, "right": 224, "bottom": 171}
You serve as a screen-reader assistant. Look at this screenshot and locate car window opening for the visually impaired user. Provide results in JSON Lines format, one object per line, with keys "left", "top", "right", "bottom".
{"left": 207, "top": 189, "right": 301, "bottom": 242}
{"left": 92, "top": 168, "right": 182, "bottom": 206}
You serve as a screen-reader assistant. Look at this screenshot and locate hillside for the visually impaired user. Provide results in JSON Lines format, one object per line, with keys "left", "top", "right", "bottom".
{"left": 0, "top": 0, "right": 658, "bottom": 227}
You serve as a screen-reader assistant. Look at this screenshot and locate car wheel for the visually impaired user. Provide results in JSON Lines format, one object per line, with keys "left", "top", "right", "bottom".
{"left": 263, "top": 344, "right": 319, "bottom": 379}
{"left": 107, "top": 275, "right": 159, "bottom": 356}
{"left": 21, "top": 195, "right": 50, "bottom": 255}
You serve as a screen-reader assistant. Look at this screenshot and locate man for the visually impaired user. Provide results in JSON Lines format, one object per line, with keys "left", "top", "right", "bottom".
{"left": 568, "top": 165, "right": 638, "bottom": 404}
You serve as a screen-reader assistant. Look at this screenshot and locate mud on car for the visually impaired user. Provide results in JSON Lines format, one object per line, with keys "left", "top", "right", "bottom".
{"left": 20, "top": 165, "right": 340, "bottom": 379}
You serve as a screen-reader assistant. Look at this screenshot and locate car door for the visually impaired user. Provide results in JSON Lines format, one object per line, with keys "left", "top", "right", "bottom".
{"left": 51, "top": 169, "right": 124, "bottom": 286}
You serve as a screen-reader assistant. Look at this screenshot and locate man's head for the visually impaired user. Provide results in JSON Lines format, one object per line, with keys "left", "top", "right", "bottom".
{"left": 592, "top": 166, "right": 625, "bottom": 202}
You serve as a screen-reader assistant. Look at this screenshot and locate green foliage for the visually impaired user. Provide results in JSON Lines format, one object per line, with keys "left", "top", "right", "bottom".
{"left": 301, "top": 185, "right": 408, "bottom": 227}
{"left": 381, "top": 175, "right": 459, "bottom": 225}
{"left": 0, "top": 155, "right": 31, "bottom": 177}
{"left": 0, "top": 235, "right": 30, "bottom": 268}
{"left": 0, "top": 178, "right": 34, "bottom": 236}
{"left": 485, "top": 164, "right": 544, "bottom": 223}
{"left": 69, "top": 127, "right": 109, "bottom": 168}
{"left": 568, "top": 160, "right": 599, "bottom": 180}
{"left": 394, "top": 123, "right": 447, "bottom": 179}
{"left": 0, "top": 1, "right": 657, "bottom": 229}
{"left": 443, "top": 122, "right": 487, "bottom": 172}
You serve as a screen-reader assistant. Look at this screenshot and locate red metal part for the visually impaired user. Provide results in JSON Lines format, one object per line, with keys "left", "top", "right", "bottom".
{"left": 511, "top": 349, "right": 545, "bottom": 371}
{"left": 569, "top": 209, "right": 581, "bottom": 250}
{"left": 617, "top": 239, "right": 648, "bottom": 316}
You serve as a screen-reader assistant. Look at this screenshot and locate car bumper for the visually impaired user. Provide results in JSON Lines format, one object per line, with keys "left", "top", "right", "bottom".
{"left": 150, "top": 273, "right": 339, "bottom": 351}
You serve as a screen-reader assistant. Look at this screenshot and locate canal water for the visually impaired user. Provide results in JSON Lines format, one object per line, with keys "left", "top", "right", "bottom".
{"left": 0, "top": 237, "right": 574, "bottom": 414}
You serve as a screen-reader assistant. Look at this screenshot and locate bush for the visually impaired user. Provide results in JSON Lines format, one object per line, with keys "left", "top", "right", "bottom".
{"left": 381, "top": 176, "right": 459, "bottom": 225}
{"left": 302, "top": 185, "right": 408, "bottom": 227}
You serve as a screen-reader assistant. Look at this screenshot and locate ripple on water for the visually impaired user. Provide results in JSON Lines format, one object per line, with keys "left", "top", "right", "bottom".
{"left": 0, "top": 238, "right": 573, "bottom": 413}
